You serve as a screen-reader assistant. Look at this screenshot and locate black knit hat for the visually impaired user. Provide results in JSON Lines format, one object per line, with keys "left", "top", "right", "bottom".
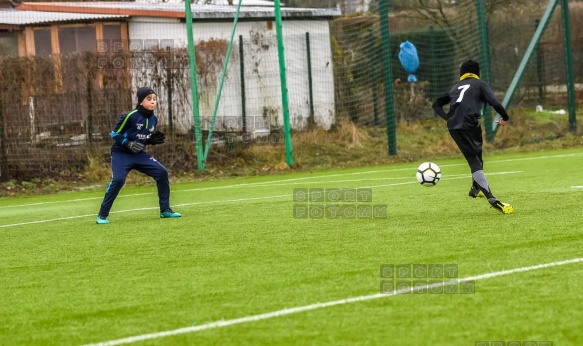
{"left": 137, "top": 87, "right": 156, "bottom": 104}
{"left": 460, "top": 60, "right": 480, "bottom": 77}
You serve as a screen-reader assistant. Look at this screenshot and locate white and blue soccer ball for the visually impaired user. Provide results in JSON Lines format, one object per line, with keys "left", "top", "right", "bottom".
{"left": 416, "top": 162, "right": 441, "bottom": 187}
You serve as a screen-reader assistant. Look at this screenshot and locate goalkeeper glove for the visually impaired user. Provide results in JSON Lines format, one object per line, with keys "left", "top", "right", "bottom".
{"left": 147, "top": 130, "right": 165, "bottom": 145}
{"left": 124, "top": 140, "right": 145, "bottom": 154}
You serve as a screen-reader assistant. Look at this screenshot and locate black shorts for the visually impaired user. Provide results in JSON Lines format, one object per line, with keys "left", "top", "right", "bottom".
{"left": 448, "top": 127, "right": 483, "bottom": 158}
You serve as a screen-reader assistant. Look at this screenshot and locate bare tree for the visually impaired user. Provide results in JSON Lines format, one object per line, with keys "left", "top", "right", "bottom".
{"left": 378, "top": 0, "right": 548, "bottom": 58}
{"left": 385, "top": 0, "right": 549, "bottom": 17}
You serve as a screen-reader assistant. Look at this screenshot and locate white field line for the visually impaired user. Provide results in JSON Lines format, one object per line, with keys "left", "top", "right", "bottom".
{"left": 1, "top": 150, "right": 579, "bottom": 210}
{"left": 84, "top": 257, "right": 583, "bottom": 346}
{"left": 140, "top": 152, "right": 583, "bottom": 193}
{"left": 0, "top": 171, "right": 522, "bottom": 229}
{"left": 0, "top": 173, "right": 417, "bottom": 210}
{"left": 0, "top": 175, "right": 416, "bottom": 210}
{"left": 0, "top": 175, "right": 410, "bottom": 210}
{"left": 1, "top": 169, "right": 436, "bottom": 209}
{"left": 0, "top": 194, "right": 289, "bottom": 229}
{"left": 0, "top": 193, "right": 153, "bottom": 209}
{"left": 227, "top": 170, "right": 518, "bottom": 188}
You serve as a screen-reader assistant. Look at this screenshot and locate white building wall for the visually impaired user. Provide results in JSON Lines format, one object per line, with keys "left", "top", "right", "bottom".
{"left": 339, "top": 0, "right": 372, "bottom": 14}
{"left": 281, "top": 21, "right": 335, "bottom": 131}
{"left": 128, "top": 17, "right": 335, "bottom": 134}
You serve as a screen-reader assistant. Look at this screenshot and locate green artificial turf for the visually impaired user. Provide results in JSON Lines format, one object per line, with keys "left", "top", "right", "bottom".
{"left": 1, "top": 148, "right": 582, "bottom": 345}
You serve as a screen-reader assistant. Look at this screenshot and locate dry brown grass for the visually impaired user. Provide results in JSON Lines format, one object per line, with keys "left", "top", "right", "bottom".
{"left": 3, "top": 109, "right": 583, "bottom": 198}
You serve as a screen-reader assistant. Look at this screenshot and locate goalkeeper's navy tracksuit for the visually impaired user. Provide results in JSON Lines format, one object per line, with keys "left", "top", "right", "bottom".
{"left": 98, "top": 108, "right": 170, "bottom": 218}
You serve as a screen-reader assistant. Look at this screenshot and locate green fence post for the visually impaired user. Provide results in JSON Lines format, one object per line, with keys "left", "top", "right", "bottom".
{"left": 535, "top": 19, "right": 544, "bottom": 106}
{"left": 369, "top": 28, "right": 379, "bottom": 126}
{"left": 274, "top": 0, "right": 294, "bottom": 165}
{"left": 167, "top": 66, "right": 173, "bottom": 138}
{"left": 87, "top": 76, "right": 93, "bottom": 145}
{"left": 184, "top": 0, "right": 204, "bottom": 170}
{"left": 428, "top": 26, "right": 438, "bottom": 100}
{"left": 239, "top": 35, "right": 247, "bottom": 133}
{"left": 378, "top": 0, "right": 396, "bottom": 155}
{"left": 476, "top": 0, "right": 494, "bottom": 142}
{"left": 306, "top": 32, "right": 315, "bottom": 126}
{"left": 0, "top": 90, "right": 7, "bottom": 179}
{"left": 561, "top": 0, "right": 577, "bottom": 134}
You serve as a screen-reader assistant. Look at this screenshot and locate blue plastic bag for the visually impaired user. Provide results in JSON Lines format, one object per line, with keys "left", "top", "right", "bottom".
{"left": 398, "top": 41, "right": 419, "bottom": 83}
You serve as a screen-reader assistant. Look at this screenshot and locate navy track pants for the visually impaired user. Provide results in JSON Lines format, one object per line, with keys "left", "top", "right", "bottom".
{"left": 98, "top": 151, "right": 170, "bottom": 218}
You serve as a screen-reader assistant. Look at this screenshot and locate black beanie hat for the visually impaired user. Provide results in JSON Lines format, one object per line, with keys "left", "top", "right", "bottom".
{"left": 137, "top": 87, "right": 156, "bottom": 104}
{"left": 460, "top": 60, "right": 480, "bottom": 77}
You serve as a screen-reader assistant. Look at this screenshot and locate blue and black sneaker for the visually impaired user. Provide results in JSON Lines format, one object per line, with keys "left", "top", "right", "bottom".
{"left": 96, "top": 216, "right": 109, "bottom": 224}
{"left": 161, "top": 209, "right": 182, "bottom": 218}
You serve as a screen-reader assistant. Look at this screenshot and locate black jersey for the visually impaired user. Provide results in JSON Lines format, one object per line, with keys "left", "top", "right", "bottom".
{"left": 432, "top": 77, "right": 509, "bottom": 130}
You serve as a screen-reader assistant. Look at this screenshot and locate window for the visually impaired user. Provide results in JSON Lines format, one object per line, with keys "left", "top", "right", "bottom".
{"left": 103, "top": 24, "right": 121, "bottom": 41}
{"left": 33, "top": 29, "right": 51, "bottom": 58}
{"left": 103, "top": 24, "right": 123, "bottom": 53}
{"left": 0, "top": 32, "right": 18, "bottom": 56}
{"left": 58, "top": 26, "right": 96, "bottom": 55}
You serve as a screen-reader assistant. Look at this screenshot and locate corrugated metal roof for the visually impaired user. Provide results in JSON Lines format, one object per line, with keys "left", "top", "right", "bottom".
{"left": 16, "top": 2, "right": 341, "bottom": 19}
{"left": 0, "top": 9, "right": 128, "bottom": 25}
{"left": 135, "top": 0, "right": 278, "bottom": 5}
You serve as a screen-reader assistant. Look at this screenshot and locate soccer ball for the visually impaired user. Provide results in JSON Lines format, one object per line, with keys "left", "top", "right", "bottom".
{"left": 416, "top": 162, "right": 441, "bottom": 187}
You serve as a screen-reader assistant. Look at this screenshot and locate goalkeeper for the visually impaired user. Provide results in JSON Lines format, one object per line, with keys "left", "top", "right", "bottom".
{"left": 432, "top": 60, "right": 513, "bottom": 214}
{"left": 96, "top": 87, "right": 182, "bottom": 224}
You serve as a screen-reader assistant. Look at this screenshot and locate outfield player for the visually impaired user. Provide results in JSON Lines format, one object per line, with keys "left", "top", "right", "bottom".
{"left": 96, "top": 87, "right": 182, "bottom": 224}
{"left": 432, "top": 60, "right": 513, "bottom": 214}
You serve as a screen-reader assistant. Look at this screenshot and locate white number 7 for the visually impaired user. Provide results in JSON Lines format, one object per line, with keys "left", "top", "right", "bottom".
{"left": 456, "top": 85, "right": 470, "bottom": 103}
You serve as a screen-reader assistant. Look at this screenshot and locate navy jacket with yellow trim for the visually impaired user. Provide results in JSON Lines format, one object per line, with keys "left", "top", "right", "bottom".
{"left": 110, "top": 109, "right": 158, "bottom": 153}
